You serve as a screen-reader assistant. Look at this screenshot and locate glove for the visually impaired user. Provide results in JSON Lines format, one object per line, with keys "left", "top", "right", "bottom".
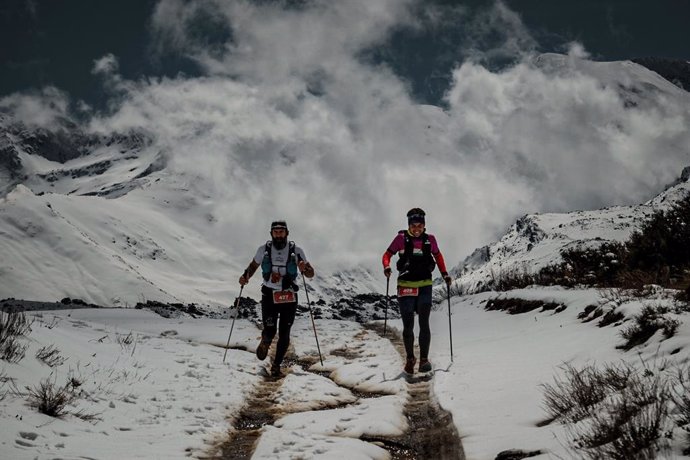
{"left": 384, "top": 267, "right": 392, "bottom": 278}
{"left": 239, "top": 272, "right": 249, "bottom": 286}
{"left": 298, "top": 260, "right": 306, "bottom": 272}
{"left": 298, "top": 261, "right": 315, "bottom": 278}
{"left": 441, "top": 272, "right": 452, "bottom": 286}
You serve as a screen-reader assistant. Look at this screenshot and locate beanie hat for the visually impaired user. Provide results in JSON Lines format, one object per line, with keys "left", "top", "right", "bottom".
{"left": 406, "top": 208, "right": 425, "bottom": 225}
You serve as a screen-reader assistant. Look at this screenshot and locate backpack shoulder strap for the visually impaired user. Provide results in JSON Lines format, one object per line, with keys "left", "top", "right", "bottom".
{"left": 261, "top": 241, "right": 273, "bottom": 280}
{"left": 403, "top": 231, "right": 413, "bottom": 258}
{"left": 421, "top": 232, "right": 431, "bottom": 257}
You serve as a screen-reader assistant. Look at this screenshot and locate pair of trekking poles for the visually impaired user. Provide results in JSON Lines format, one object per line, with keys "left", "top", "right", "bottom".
{"left": 383, "top": 277, "right": 454, "bottom": 362}
{"left": 223, "top": 268, "right": 454, "bottom": 366}
{"left": 223, "top": 262, "right": 323, "bottom": 366}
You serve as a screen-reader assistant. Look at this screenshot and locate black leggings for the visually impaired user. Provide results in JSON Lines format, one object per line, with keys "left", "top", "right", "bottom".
{"left": 261, "top": 286, "right": 297, "bottom": 366}
{"left": 401, "top": 303, "right": 431, "bottom": 359}
{"left": 398, "top": 285, "right": 433, "bottom": 360}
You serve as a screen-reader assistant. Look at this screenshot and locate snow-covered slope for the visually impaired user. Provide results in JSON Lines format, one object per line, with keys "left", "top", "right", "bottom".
{"left": 1, "top": 52, "right": 689, "bottom": 310}
{"left": 451, "top": 168, "right": 690, "bottom": 294}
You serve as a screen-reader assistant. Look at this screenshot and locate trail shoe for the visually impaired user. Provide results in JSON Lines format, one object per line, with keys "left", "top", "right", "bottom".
{"left": 270, "top": 363, "right": 283, "bottom": 378}
{"left": 419, "top": 359, "right": 432, "bottom": 373}
{"left": 404, "top": 356, "right": 417, "bottom": 374}
{"left": 256, "top": 341, "right": 270, "bottom": 361}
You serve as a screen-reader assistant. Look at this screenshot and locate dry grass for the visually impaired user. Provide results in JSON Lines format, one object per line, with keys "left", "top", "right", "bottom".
{"left": 542, "top": 360, "right": 673, "bottom": 459}
{"left": 0, "top": 310, "right": 32, "bottom": 363}
{"left": 35, "top": 344, "right": 67, "bottom": 367}
{"left": 25, "top": 378, "right": 79, "bottom": 417}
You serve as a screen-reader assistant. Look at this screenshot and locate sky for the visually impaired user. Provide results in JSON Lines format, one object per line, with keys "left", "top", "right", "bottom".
{"left": 2, "top": 0, "right": 689, "bottom": 108}
{"left": 1, "top": 0, "right": 690, "bottom": 268}
{"left": 2, "top": 285, "right": 690, "bottom": 459}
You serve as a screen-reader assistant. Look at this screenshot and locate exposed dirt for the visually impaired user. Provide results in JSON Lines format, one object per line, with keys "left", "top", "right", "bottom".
{"left": 364, "top": 322, "right": 466, "bottom": 460}
{"left": 209, "top": 322, "right": 465, "bottom": 459}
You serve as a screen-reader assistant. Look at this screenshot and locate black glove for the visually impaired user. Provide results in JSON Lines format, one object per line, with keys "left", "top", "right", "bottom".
{"left": 441, "top": 272, "right": 452, "bottom": 285}
{"left": 384, "top": 267, "right": 392, "bottom": 278}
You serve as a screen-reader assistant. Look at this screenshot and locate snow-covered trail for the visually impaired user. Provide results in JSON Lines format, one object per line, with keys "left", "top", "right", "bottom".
{"left": 211, "top": 319, "right": 464, "bottom": 459}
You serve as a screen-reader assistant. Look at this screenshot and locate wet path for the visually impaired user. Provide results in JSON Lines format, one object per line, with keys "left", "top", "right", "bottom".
{"left": 364, "top": 323, "right": 465, "bottom": 460}
{"left": 210, "top": 322, "right": 465, "bottom": 459}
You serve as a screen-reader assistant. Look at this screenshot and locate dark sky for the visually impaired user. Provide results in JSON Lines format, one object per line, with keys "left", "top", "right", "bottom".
{"left": 1, "top": 0, "right": 688, "bottom": 108}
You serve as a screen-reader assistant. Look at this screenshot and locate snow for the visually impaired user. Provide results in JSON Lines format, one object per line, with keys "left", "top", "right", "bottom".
{"left": 2, "top": 285, "right": 690, "bottom": 459}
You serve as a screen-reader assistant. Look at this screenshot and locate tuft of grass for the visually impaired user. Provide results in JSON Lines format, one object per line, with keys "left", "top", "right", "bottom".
{"left": 35, "top": 344, "right": 67, "bottom": 367}
{"left": 0, "top": 369, "right": 8, "bottom": 401}
{"left": 618, "top": 305, "right": 680, "bottom": 350}
{"left": 25, "top": 378, "right": 78, "bottom": 417}
{"left": 542, "top": 360, "right": 673, "bottom": 459}
{"left": 0, "top": 310, "right": 32, "bottom": 363}
{"left": 485, "top": 298, "right": 564, "bottom": 315}
{"left": 116, "top": 332, "right": 138, "bottom": 356}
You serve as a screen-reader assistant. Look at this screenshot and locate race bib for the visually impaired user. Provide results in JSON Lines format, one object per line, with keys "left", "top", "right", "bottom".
{"left": 397, "top": 287, "right": 419, "bottom": 297}
{"left": 273, "top": 290, "right": 296, "bottom": 304}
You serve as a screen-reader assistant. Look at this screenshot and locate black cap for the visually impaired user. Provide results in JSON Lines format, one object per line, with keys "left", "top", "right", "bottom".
{"left": 270, "top": 220, "right": 288, "bottom": 231}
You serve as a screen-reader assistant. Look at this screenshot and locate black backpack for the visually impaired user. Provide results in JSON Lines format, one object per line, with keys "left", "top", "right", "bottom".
{"left": 395, "top": 230, "right": 436, "bottom": 280}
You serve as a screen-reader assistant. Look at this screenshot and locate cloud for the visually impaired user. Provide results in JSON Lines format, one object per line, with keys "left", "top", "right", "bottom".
{"left": 92, "top": 53, "right": 120, "bottom": 76}
{"left": 461, "top": 0, "right": 539, "bottom": 65}
{"left": 0, "top": 86, "right": 71, "bottom": 128}
{"left": 4, "top": 0, "right": 690, "bottom": 272}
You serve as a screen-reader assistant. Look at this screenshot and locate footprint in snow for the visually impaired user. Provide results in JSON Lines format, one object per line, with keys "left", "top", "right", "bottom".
{"left": 19, "top": 432, "right": 38, "bottom": 441}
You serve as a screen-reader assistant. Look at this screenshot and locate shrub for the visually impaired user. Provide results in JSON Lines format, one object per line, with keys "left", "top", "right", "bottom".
{"left": 0, "top": 311, "right": 32, "bottom": 363}
{"left": 598, "top": 310, "right": 625, "bottom": 327}
{"left": 542, "top": 362, "right": 632, "bottom": 423}
{"left": 490, "top": 265, "right": 539, "bottom": 291}
{"left": 626, "top": 198, "right": 690, "bottom": 277}
{"left": 542, "top": 361, "right": 672, "bottom": 459}
{"left": 25, "top": 378, "right": 78, "bottom": 417}
{"left": 670, "top": 364, "right": 690, "bottom": 427}
{"left": 618, "top": 305, "right": 681, "bottom": 350}
{"left": 521, "top": 196, "right": 690, "bottom": 291}
{"left": 485, "top": 298, "right": 563, "bottom": 315}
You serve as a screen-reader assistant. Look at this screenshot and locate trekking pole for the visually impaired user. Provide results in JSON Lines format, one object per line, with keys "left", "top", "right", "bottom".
{"left": 383, "top": 277, "right": 390, "bottom": 336}
{"left": 300, "top": 268, "right": 323, "bottom": 366}
{"left": 223, "top": 284, "right": 244, "bottom": 364}
{"left": 447, "top": 282, "right": 453, "bottom": 363}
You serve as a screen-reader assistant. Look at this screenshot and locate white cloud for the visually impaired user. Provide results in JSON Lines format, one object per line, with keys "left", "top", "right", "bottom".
{"left": 5, "top": 0, "right": 690, "bottom": 271}
{"left": 92, "top": 53, "right": 120, "bottom": 76}
{"left": 0, "top": 86, "right": 71, "bottom": 128}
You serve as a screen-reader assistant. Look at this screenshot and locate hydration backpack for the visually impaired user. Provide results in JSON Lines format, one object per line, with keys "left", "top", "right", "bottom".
{"left": 261, "top": 240, "right": 299, "bottom": 290}
{"left": 395, "top": 230, "right": 436, "bottom": 280}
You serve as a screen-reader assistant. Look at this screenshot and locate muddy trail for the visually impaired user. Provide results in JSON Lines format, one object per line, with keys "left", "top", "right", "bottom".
{"left": 212, "top": 324, "right": 465, "bottom": 459}
{"left": 364, "top": 323, "right": 465, "bottom": 460}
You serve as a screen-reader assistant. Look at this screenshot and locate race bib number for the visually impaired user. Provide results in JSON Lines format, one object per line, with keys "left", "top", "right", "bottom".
{"left": 398, "top": 287, "right": 419, "bottom": 297}
{"left": 273, "top": 290, "right": 296, "bottom": 304}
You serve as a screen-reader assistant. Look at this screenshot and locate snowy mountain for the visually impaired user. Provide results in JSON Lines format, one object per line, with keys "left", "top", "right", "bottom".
{"left": 1, "top": 52, "right": 689, "bottom": 313}
{"left": 0, "top": 115, "right": 388, "bottom": 313}
{"left": 450, "top": 167, "right": 690, "bottom": 294}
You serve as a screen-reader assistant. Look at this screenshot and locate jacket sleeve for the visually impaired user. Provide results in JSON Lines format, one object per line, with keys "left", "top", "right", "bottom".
{"left": 382, "top": 234, "right": 403, "bottom": 269}
{"left": 429, "top": 235, "right": 449, "bottom": 275}
{"left": 382, "top": 251, "right": 393, "bottom": 269}
{"left": 433, "top": 251, "right": 449, "bottom": 275}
